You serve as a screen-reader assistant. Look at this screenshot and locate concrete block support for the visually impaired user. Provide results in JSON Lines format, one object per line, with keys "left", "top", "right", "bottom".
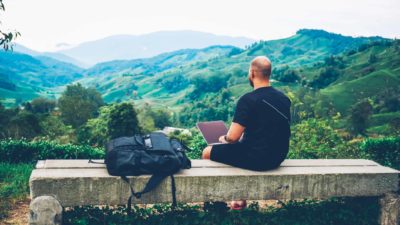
{"left": 29, "top": 196, "right": 62, "bottom": 225}
{"left": 379, "top": 192, "right": 400, "bottom": 225}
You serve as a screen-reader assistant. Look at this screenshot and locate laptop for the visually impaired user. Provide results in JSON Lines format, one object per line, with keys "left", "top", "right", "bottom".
{"left": 196, "top": 121, "right": 228, "bottom": 145}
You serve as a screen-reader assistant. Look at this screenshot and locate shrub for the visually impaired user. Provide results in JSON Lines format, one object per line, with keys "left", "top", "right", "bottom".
{"left": 360, "top": 136, "right": 400, "bottom": 170}
{"left": 63, "top": 197, "right": 379, "bottom": 225}
{"left": 0, "top": 139, "right": 104, "bottom": 163}
{"left": 288, "top": 119, "right": 361, "bottom": 159}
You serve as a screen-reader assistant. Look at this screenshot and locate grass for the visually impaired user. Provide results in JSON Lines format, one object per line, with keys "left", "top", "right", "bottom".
{"left": 0, "top": 163, "right": 34, "bottom": 219}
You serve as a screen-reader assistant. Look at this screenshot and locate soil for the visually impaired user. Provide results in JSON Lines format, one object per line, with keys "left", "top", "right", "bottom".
{"left": 0, "top": 199, "right": 30, "bottom": 225}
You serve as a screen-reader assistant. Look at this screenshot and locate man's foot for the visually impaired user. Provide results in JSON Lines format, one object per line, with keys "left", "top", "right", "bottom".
{"left": 230, "top": 200, "right": 247, "bottom": 210}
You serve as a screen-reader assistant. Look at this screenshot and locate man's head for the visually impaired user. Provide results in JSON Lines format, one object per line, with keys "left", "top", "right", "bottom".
{"left": 248, "top": 56, "right": 272, "bottom": 87}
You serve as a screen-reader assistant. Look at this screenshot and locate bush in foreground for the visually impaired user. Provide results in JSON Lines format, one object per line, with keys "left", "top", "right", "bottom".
{"left": 63, "top": 197, "right": 379, "bottom": 225}
{"left": 0, "top": 139, "right": 104, "bottom": 163}
{"left": 360, "top": 136, "right": 400, "bottom": 170}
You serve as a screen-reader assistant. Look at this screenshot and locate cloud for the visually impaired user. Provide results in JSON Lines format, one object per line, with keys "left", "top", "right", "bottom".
{"left": 3, "top": 0, "right": 400, "bottom": 51}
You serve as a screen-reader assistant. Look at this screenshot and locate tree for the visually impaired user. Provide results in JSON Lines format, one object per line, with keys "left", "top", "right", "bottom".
{"left": 0, "top": 103, "right": 19, "bottom": 138}
{"left": 349, "top": 99, "right": 373, "bottom": 135}
{"left": 368, "top": 54, "right": 378, "bottom": 64}
{"left": 0, "top": 0, "right": 20, "bottom": 50}
{"left": 39, "top": 115, "right": 74, "bottom": 143}
{"left": 289, "top": 118, "right": 359, "bottom": 159}
{"left": 58, "top": 83, "right": 104, "bottom": 128}
{"left": 108, "top": 103, "right": 141, "bottom": 139}
{"left": 28, "top": 97, "right": 56, "bottom": 114}
{"left": 77, "top": 106, "right": 111, "bottom": 146}
{"left": 309, "top": 67, "right": 340, "bottom": 89}
{"left": 8, "top": 111, "right": 41, "bottom": 139}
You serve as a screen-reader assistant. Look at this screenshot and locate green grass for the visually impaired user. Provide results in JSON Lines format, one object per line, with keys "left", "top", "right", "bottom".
{"left": 0, "top": 163, "right": 34, "bottom": 219}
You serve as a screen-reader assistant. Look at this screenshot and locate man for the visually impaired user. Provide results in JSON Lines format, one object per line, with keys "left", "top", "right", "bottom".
{"left": 202, "top": 56, "right": 291, "bottom": 171}
{"left": 201, "top": 56, "right": 291, "bottom": 209}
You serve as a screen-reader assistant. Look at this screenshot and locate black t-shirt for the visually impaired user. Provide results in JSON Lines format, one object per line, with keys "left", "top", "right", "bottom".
{"left": 232, "top": 86, "right": 291, "bottom": 160}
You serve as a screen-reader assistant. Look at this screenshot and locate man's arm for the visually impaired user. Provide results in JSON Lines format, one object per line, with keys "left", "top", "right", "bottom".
{"left": 219, "top": 122, "right": 245, "bottom": 143}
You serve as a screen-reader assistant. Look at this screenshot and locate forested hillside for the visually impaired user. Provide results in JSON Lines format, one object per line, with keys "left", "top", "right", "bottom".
{"left": 1, "top": 29, "right": 397, "bottom": 129}
{"left": 0, "top": 51, "right": 84, "bottom": 106}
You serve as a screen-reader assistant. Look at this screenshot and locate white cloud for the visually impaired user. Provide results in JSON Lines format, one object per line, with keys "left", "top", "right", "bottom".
{"left": 2, "top": 0, "right": 399, "bottom": 51}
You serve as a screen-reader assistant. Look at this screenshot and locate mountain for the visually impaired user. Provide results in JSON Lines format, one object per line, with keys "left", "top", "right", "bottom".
{"left": 77, "top": 45, "right": 240, "bottom": 102}
{"left": 13, "top": 44, "right": 87, "bottom": 68}
{"left": 0, "top": 50, "right": 85, "bottom": 106}
{"left": 58, "top": 30, "right": 255, "bottom": 66}
{"left": 1, "top": 29, "right": 390, "bottom": 109}
{"left": 74, "top": 29, "right": 386, "bottom": 108}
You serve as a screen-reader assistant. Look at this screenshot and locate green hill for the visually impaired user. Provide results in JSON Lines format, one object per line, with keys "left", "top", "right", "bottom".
{"left": 76, "top": 45, "right": 240, "bottom": 103}
{"left": 0, "top": 51, "right": 85, "bottom": 106}
{"left": 0, "top": 29, "right": 388, "bottom": 109}
{"left": 75, "top": 29, "right": 383, "bottom": 107}
{"left": 300, "top": 41, "right": 400, "bottom": 114}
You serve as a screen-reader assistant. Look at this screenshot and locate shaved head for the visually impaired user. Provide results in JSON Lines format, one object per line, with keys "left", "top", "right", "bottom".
{"left": 250, "top": 56, "right": 272, "bottom": 78}
{"left": 248, "top": 56, "right": 272, "bottom": 88}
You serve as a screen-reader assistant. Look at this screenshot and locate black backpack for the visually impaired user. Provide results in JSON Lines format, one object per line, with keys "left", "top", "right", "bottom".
{"left": 91, "top": 132, "right": 191, "bottom": 211}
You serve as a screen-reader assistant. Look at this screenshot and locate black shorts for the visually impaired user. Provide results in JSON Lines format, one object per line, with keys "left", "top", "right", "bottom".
{"left": 210, "top": 142, "right": 283, "bottom": 171}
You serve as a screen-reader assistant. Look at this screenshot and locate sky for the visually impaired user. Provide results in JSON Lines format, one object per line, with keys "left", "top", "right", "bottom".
{"left": 1, "top": 0, "right": 399, "bottom": 52}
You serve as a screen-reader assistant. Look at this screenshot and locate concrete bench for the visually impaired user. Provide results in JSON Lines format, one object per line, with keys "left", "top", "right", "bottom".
{"left": 29, "top": 159, "right": 399, "bottom": 225}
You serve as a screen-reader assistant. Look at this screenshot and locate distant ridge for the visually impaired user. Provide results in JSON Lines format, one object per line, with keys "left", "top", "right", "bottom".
{"left": 58, "top": 30, "right": 256, "bottom": 66}
{"left": 12, "top": 44, "right": 87, "bottom": 68}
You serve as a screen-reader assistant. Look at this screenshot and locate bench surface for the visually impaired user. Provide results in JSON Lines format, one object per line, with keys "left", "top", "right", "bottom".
{"left": 30, "top": 159, "right": 399, "bottom": 206}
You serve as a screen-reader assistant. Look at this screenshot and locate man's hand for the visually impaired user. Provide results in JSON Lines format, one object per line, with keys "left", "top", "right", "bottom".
{"left": 219, "top": 135, "right": 228, "bottom": 143}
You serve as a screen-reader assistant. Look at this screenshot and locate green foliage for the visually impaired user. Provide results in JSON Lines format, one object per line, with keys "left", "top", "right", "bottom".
{"left": 309, "top": 66, "right": 340, "bottom": 89}
{"left": 272, "top": 66, "right": 301, "bottom": 83}
{"left": 39, "top": 115, "right": 75, "bottom": 143}
{"left": 289, "top": 119, "right": 361, "bottom": 159}
{"left": 7, "top": 111, "right": 42, "bottom": 139}
{"left": 0, "top": 0, "right": 20, "bottom": 51}
{"left": 186, "top": 131, "right": 207, "bottom": 159}
{"left": 0, "top": 139, "right": 104, "bottom": 164}
{"left": 159, "top": 74, "right": 189, "bottom": 93}
{"left": 349, "top": 99, "right": 373, "bottom": 135}
{"left": 372, "top": 86, "right": 400, "bottom": 113}
{"left": 360, "top": 136, "right": 400, "bottom": 170}
{"left": 108, "top": 102, "right": 141, "bottom": 138}
{"left": 62, "top": 197, "right": 379, "bottom": 225}
{"left": 180, "top": 89, "right": 235, "bottom": 127}
{"left": 138, "top": 105, "right": 171, "bottom": 132}
{"left": 24, "top": 97, "right": 56, "bottom": 114}
{"left": 58, "top": 83, "right": 104, "bottom": 128}
{"left": 189, "top": 74, "right": 228, "bottom": 99}
{"left": 77, "top": 106, "right": 111, "bottom": 146}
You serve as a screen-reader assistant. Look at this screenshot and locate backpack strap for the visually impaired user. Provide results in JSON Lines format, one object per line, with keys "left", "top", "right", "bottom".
{"left": 122, "top": 174, "right": 177, "bottom": 214}
{"left": 88, "top": 159, "right": 106, "bottom": 164}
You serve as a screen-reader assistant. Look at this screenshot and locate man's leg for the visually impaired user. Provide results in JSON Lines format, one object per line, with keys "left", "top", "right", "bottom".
{"left": 201, "top": 145, "right": 247, "bottom": 210}
{"left": 202, "top": 146, "right": 212, "bottom": 159}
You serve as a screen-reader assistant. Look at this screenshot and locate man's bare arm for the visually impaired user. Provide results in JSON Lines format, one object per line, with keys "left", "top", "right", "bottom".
{"left": 219, "top": 122, "right": 245, "bottom": 143}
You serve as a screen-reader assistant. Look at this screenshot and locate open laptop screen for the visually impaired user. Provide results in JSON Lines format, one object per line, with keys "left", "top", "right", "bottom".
{"left": 196, "top": 121, "right": 228, "bottom": 145}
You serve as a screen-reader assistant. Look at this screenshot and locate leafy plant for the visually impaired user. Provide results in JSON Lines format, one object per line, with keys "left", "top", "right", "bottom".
{"left": 62, "top": 197, "right": 379, "bottom": 225}
{"left": 0, "top": 139, "right": 104, "bottom": 163}
{"left": 360, "top": 136, "right": 400, "bottom": 170}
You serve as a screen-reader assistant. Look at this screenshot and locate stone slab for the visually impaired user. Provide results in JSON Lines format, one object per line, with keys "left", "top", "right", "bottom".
{"left": 30, "top": 159, "right": 399, "bottom": 206}
{"left": 36, "top": 159, "right": 380, "bottom": 169}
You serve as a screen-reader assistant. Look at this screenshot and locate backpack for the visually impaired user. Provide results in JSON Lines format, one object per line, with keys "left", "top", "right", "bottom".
{"left": 91, "top": 132, "right": 191, "bottom": 212}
